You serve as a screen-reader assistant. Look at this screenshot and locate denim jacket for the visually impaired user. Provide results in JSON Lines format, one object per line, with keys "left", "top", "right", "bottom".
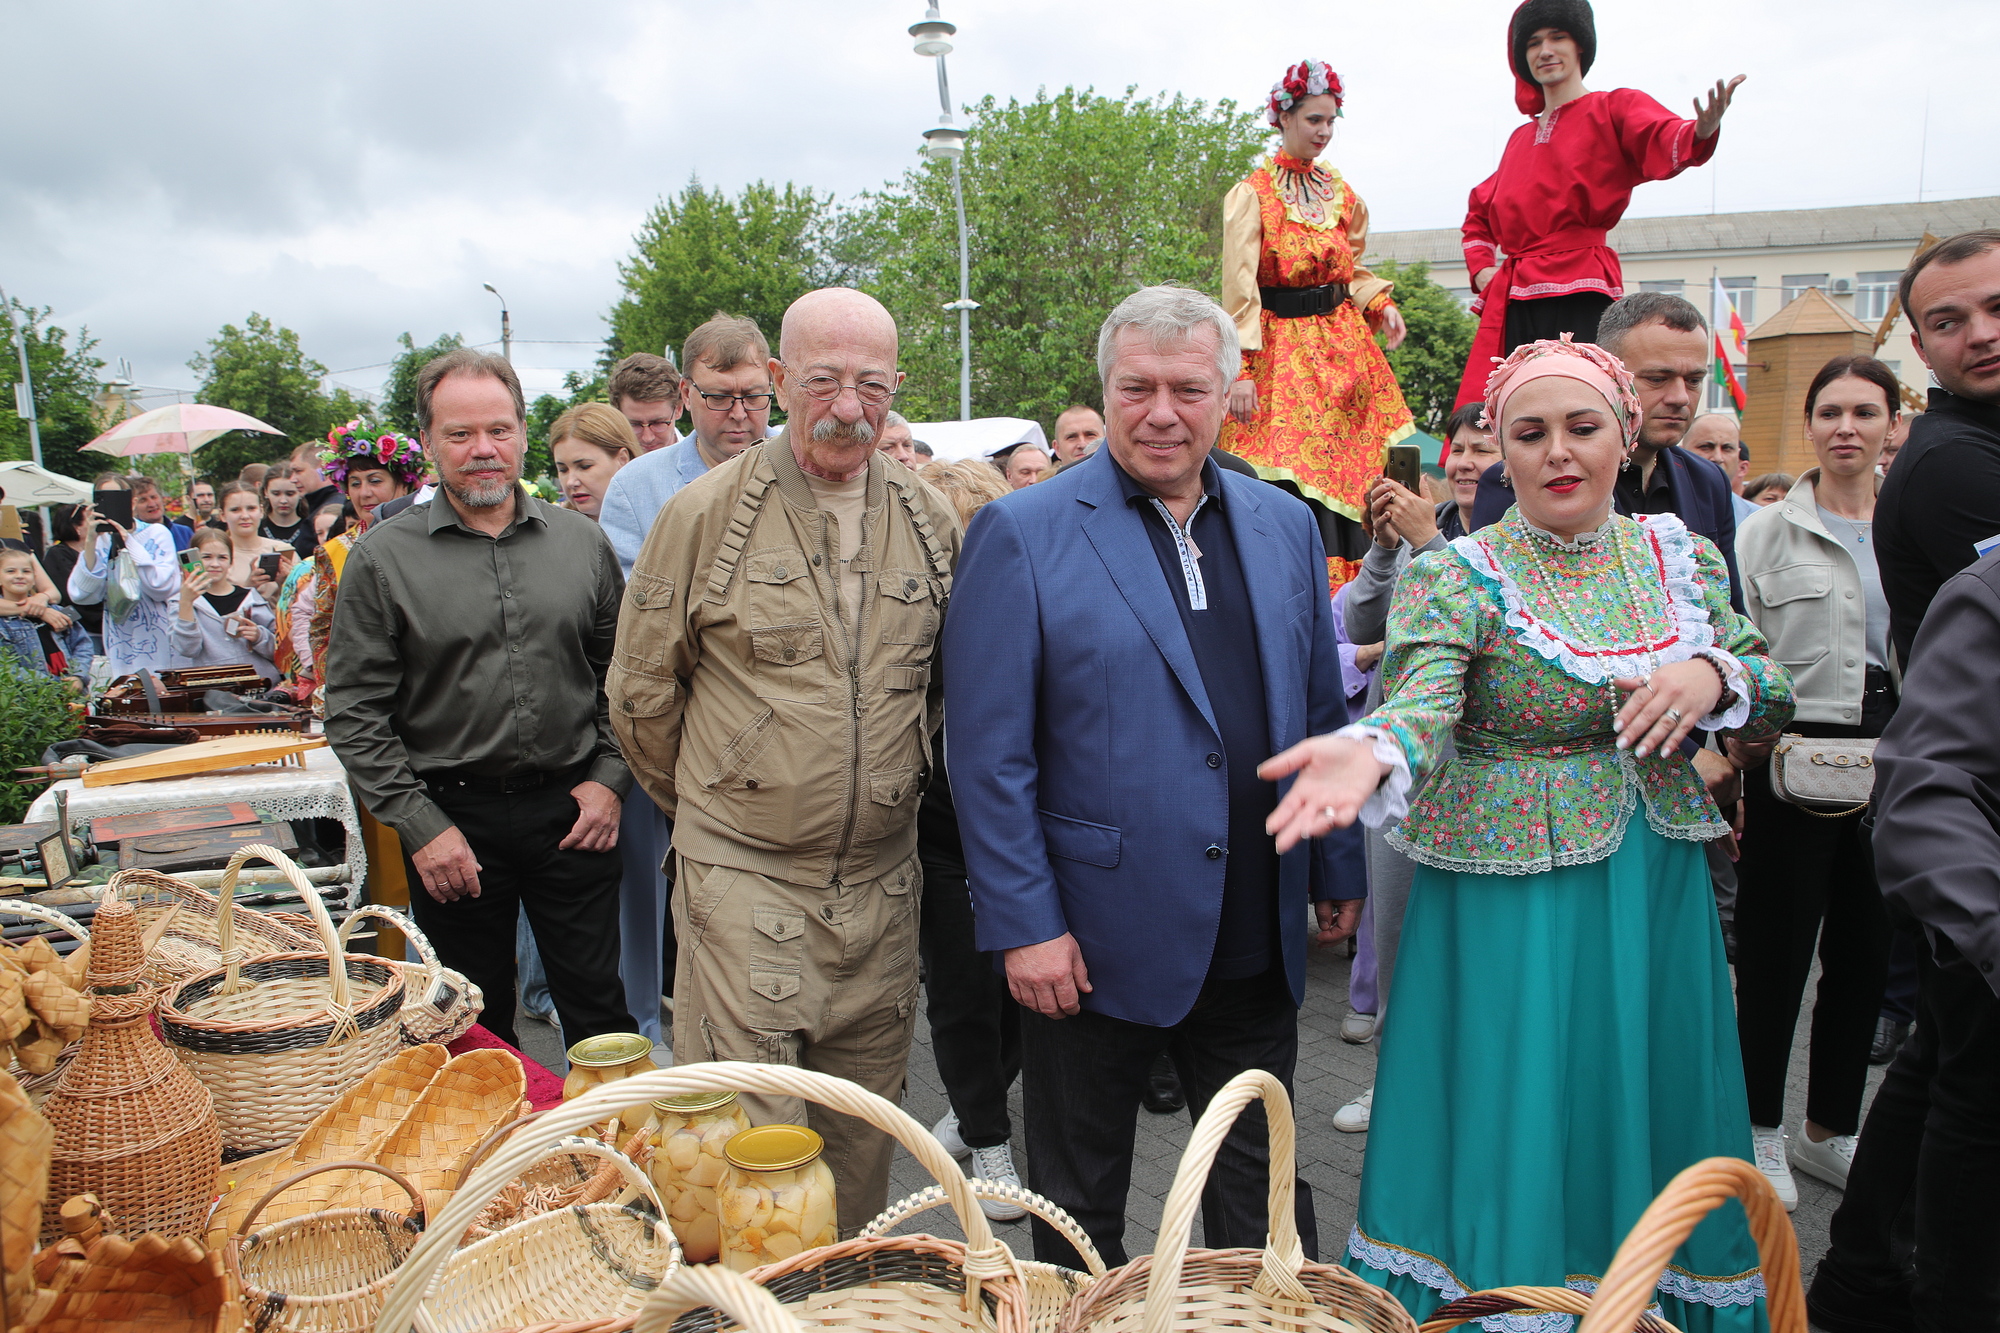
{"left": 0, "top": 611, "right": 94, "bottom": 682}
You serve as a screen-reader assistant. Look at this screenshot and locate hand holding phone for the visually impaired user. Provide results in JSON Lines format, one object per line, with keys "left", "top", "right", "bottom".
{"left": 179, "top": 549, "right": 204, "bottom": 576}
{"left": 256, "top": 552, "right": 282, "bottom": 580}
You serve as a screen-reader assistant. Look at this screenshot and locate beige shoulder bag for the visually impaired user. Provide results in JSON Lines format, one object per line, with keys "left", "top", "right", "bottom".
{"left": 1768, "top": 735, "right": 1876, "bottom": 817}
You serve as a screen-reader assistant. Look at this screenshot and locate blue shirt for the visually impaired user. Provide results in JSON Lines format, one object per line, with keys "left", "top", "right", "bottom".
{"left": 598, "top": 435, "right": 712, "bottom": 578}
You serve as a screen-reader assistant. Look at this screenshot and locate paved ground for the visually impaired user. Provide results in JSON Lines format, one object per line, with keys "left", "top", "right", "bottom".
{"left": 514, "top": 937, "right": 1876, "bottom": 1316}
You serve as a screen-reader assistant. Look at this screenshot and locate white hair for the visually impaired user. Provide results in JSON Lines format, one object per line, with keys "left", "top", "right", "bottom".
{"left": 884, "top": 410, "right": 909, "bottom": 429}
{"left": 1095, "top": 285, "right": 1239, "bottom": 391}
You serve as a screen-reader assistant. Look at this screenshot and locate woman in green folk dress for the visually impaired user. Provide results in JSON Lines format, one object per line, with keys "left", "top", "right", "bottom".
{"left": 1263, "top": 336, "right": 1794, "bottom": 1330}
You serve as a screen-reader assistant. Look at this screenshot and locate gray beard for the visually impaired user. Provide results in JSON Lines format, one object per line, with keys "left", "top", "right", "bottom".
{"left": 447, "top": 473, "right": 514, "bottom": 508}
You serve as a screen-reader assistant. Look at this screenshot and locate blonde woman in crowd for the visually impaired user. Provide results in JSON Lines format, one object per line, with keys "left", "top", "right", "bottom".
{"left": 551, "top": 403, "right": 638, "bottom": 519}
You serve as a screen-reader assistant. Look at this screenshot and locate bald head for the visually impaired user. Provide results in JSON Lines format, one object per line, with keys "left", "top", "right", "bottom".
{"left": 778, "top": 287, "right": 898, "bottom": 366}
{"left": 774, "top": 288, "right": 905, "bottom": 482}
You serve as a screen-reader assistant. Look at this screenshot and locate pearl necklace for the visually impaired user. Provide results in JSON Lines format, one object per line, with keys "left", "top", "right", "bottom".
{"left": 1505, "top": 518, "right": 1678, "bottom": 676}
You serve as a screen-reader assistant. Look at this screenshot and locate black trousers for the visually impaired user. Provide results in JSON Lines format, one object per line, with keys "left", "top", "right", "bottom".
{"left": 1019, "top": 968, "right": 1316, "bottom": 1269}
{"left": 402, "top": 770, "right": 633, "bottom": 1050}
{"left": 1733, "top": 702, "right": 1895, "bottom": 1133}
{"left": 918, "top": 869, "right": 1021, "bottom": 1148}
{"left": 1815, "top": 936, "right": 2000, "bottom": 1329}
{"left": 1503, "top": 290, "right": 1613, "bottom": 354}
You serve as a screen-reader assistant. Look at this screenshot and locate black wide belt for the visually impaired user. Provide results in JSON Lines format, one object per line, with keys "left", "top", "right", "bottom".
{"left": 422, "top": 760, "right": 589, "bottom": 795}
{"left": 1260, "top": 283, "right": 1350, "bottom": 318}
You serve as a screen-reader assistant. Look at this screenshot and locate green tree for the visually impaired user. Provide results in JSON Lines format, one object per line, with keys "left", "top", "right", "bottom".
{"left": 857, "top": 86, "right": 1267, "bottom": 425}
{"left": 379, "top": 331, "right": 466, "bottom": 436}
{"left": 1376, "top": 260, "right": 1478, "bottom": 437}
{"left": 607, "top": 179, "right": 842, "bottom": 364}
{"left": 0, "top": 299, "right": 108, "bottom": 483}
{"left": 187, "top": 313, "right": 370, "bottom": 479}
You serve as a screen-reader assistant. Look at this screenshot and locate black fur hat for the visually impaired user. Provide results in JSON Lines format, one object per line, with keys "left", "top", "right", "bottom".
{"left": 1509, "top": 0, "right": 1597, "bottom": 88}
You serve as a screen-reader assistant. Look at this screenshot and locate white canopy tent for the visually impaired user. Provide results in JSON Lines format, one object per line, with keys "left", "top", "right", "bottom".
{"left": 0, "top": 460, "right": 92, "bottom": 506}
{"left": 901, "top": 417, "right": 1048, "bottom": 463}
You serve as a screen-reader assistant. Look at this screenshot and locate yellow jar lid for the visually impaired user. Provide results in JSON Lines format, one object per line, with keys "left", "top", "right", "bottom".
{"left": 651, "top": 1090, "right": 739, "bottom": 1114}
{"left": 724, "top": 1124, "right": 824, "bottom": 1171}
{"left": 567, "top": 1033, "right": 654, "bottom": 1068}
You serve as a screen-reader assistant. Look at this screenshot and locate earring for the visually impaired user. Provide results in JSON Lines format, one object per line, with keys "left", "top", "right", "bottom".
{"left": 1620, "top": 450, "right": 1637, "bottom": 472}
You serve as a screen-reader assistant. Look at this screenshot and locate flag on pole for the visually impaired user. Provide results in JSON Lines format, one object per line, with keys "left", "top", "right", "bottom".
{"left": 1714, "top": 331, "right": 1747, "bottom": 412}
{"left": 1713, "top": 277, "right": 1750, "bottom": 357}
{"left": 1710, "top": 277, "right": 1748, "bottom": 412}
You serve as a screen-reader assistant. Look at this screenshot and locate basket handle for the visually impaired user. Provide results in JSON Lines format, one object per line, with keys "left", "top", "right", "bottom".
{"left": 634, "top": 1260, "right": 805, "bottom": 1333}
{"left": 450, "top": 1109, "right": 549, "bottom": 1192}
{"left": 1142, "top": 1069, "right": 1309, "bottom": 1333}
{"left": 374, "top": 1062, "right": 1019, "bottom": 1333}
{"left": 1419, "top": 1287, "right": 1676, "bottom": 1332}
{"left": 214, "top": 843, "right": 340, "bottom": 1003}
{"left": 232, "top": 1159, "right": 425, "bottom": 1239}
{"left": 861, "top": 1181, "right": 1107, "bottom": 1277}
{"left": 1576, "top": 1156, "right": 1805, "bottom": 1333}
{"left": 0, "top": 900, "right": 91, "bottom": 943}
{"left": 339, "top": 904, "right": 444, "bottom": 998}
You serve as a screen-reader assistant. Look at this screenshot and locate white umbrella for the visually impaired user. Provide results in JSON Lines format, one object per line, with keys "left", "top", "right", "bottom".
{"left": 0, "top": 460, "right": 92, "bottom": 506}
{"left": 83, "top": 403, "right": 286, "bottom": 458}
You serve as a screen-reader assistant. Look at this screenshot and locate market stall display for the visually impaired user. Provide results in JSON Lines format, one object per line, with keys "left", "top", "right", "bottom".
{"left": 80, "top": 733, "right": 327, "bottom": 789}
{"left": 647, "top": 1090, "right": 752, "bottom": 1264}
{"left": 0, "top": 902, "right": 92, "bottom": 1099}
{"left": 228, "top": 1161, "right": 426, "bottom": 1333}
{"left": 109, "top": 866, "right": 321, "bottom": 988}
{"left": 715, "top": 1124, "right": 838, "bottom": 1272}
{"left": 334, "top": 905, "right": 483, "bottom": 1047}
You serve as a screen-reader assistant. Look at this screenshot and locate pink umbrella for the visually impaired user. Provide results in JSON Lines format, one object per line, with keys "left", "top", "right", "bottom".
{"left": 84, "top": 403, "right": 286, "bottom": 457}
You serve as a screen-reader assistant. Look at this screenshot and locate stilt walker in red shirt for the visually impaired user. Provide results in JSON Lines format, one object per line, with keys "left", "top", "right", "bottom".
{"left": 1453, "top": 0, "right": 1744, "bottom": 410}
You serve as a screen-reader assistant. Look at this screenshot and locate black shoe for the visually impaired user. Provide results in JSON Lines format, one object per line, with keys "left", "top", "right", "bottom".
{"left": 1722, "top": 922, "right": 1738, "bottom": 966}
{"left": 1870, "top": 1017, "right": 1910, "bottom": 1066}
{"left": 1807, "top": 1257, "right": 1915, "bottom": 1333}
{"left": 1144, "top": 1054, "right": 1185, "bottom": 1114}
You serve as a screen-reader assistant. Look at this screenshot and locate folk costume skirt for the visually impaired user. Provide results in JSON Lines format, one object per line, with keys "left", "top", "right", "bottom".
{"left": 1345, "top": 820, "right": 1768, "bottom": 1332}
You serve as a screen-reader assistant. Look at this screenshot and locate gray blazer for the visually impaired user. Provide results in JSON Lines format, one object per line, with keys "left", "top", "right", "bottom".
{"left": 1874, "top": 551, "right": 2000, "bottom": 995}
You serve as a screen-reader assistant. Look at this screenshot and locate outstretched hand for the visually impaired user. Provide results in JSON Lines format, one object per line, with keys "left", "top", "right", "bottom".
{"left": 1693, "top": 75, "right": 1746, "bottom": 139}
{"left": 1259, "top": 734, "right": 1394, "bottom": 853}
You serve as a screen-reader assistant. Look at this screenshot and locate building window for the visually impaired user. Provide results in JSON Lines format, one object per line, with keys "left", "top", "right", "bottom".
{"left": 1855, "top": 270, "right": 1901, "bottom": 323}
{"left": 1783, "top": 273, "right": 1829, "bottom": 303}
{"left": 1640, "top": 280, "right": 1685, "bottom": 295}
{"left": 1721, "top": 276, "right": 1756, "bottom": 328}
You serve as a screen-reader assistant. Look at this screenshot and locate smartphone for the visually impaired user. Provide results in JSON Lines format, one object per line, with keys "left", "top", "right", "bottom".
{"left": 178, "top": 549, "right": 204, "bottom": 576}
{"left": 92, "top": 488, "right": 133, "bottom": 531}
{"left": 1383, "top": 444, "right": 1423, "bottom": 496}
{"left": 257, "top": 553, "right": 283, "bottom": 580}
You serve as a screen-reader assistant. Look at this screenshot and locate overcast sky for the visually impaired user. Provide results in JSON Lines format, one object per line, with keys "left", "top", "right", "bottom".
{"left": 5, "top": 0, "right": 1994, "bottom": 408}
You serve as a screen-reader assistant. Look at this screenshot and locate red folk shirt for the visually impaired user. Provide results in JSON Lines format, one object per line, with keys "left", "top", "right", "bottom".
{"left": 1454, "top": 88, "right": 1717, "bottom": 408}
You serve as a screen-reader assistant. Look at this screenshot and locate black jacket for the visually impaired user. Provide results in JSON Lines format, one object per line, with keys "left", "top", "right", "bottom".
{"left": 1875, "top": 387, "right": 2000, "bottom": 666}
{"left": 1468, "top": 444, "right": 1744, "bottom": 610}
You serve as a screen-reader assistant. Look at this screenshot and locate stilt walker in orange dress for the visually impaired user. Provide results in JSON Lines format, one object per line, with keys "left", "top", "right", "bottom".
{"left": 1219, "top": 59, "right": 1414, "bottom": 591}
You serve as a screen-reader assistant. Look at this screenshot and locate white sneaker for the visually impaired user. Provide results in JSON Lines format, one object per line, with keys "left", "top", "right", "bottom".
{"left": 932, "top": 1110, "right": 971, "bottom": 1160}
{"left": 1791, "top": 1131, "right": 1857, "bottom": 1190}
{"left": 966, "top": 1143, "right": 1029, "bottom": 1222}
{"left": 1750, "top": 1125, "right": 1798, "bottom": 1211}
{"left": 1333, "top": 1087, "right": 1373, "bottom": 1133}
{"left": 1340, "top": 1011, "right": 1378, "bottom": 1044}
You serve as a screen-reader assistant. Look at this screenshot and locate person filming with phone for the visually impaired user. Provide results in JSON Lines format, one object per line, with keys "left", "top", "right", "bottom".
{"left": 66, "top": 473, "right": 180, "bottom": 675}
{"left": 170, "top": 526, "right": 277, "bottom": 679}
{"left": 213, "top": 481, "right": 296, "bottom": 601}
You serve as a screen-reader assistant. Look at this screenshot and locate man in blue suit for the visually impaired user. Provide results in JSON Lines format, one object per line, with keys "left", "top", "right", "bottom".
{"left": 943, "top": 286, "right": 1363, "bottom": 1268}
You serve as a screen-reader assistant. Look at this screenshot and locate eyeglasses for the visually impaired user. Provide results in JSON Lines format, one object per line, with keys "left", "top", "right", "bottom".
{"left": 789, "top": 373, "right": 898, "bottom": 408}
{"left": 691, "top": 389, "right": 777, "bottom": 413}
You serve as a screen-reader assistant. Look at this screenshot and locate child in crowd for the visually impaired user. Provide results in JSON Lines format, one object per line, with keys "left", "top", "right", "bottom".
{"left": 170, "top": 527, "right": 277, "bottom": 680}
{"left": 0, "top": 547, "right": 92, "bottom": 685}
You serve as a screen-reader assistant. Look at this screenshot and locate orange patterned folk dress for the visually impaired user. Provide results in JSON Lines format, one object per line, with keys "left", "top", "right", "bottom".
{"left": 1219, "top": 151, "right": 1415, "bottom": 589}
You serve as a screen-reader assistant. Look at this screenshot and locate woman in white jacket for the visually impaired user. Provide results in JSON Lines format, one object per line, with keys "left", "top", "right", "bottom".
{"left": 1731, "top": 353, "right": 1902, "bottom": 1210}
{"left": 170, "top": 527, "right": 277, "bottom": 681}
{"left": 66, "top": 477, "right": 180, "bottom": 675}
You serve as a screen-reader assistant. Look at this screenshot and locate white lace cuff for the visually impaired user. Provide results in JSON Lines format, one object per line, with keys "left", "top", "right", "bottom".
{"left": 1333, "top": 723, "right": 1411, "bottom": 827}
{"left": 1693, "top": 648, "right": 1752, "bottom": 730}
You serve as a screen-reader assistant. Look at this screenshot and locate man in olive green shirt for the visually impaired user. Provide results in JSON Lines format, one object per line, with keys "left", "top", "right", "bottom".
{"left": 326, "top": 348, "right": 634, "bottom": 1049}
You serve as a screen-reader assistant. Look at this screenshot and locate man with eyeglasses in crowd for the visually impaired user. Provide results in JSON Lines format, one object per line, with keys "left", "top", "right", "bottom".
{"left": 609, "top": 287, "right": 962, "bottom": 1234}
{"left": 600, "top": 320, "right": 775, "bottom": 579}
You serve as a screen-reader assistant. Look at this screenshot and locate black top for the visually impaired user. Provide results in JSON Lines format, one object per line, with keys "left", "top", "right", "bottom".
{"left": 261, "top": 515, "right": 315, "bottom": 558}
{"left": 38, "top": 544, "right": 98, "bottom": 635}
{"left": 916, "top": 720, "right": 965, "bottom": 881}
{"left": 203, "top": 586, "right": 250, "bottom": 617}
{"left": 1614, "top": 452, "right": 1677, "bottom": 516}
{"left": 301, "top": 484, "right": 341, "bottom": 516}
{"left": 1113, "top": 454, "right": 1278, "bottom": 980}
{"left": 1875, "top": 387, "right": 2000, "bottom": 666}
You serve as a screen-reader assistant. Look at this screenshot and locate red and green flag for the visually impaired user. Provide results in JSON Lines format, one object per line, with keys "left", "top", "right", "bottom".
{"left": 1714, "top": 331, "right": 1747, "bottom": 412}
{"left": 1711, "top": 278, "right": 1749, "bottom": 412}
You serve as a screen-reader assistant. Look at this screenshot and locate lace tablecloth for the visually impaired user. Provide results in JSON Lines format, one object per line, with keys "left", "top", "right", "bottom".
{"left": 27, "top": 745, "right": 367, "bottom": 903}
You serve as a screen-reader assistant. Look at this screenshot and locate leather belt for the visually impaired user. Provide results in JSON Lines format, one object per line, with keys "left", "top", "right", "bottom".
{"left": 422, "top": 761, "right": 589, "bottom": 794}
{"left": 1260, "top": 283, "right": 1350, "bottom": 318}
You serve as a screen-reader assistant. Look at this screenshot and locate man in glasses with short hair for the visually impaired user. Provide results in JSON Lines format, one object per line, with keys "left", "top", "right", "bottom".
{"left": 609, "top": 287, "right": 963, "bottom": 1234}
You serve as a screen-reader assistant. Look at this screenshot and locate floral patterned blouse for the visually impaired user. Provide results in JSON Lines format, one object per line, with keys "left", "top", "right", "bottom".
{"left": 1345, "top": 510, "right": 1794, "bottom": 874}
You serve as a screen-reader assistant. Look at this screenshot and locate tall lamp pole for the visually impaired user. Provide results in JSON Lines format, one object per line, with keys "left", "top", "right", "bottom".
{"left": 1, "top": 286, "right": 52, "bottom": 542}
{"left": 910, "top": 6, "right": 977, "bottom": 422}
{"left": 482, "top": 284, "right": 512, "bottom": 363}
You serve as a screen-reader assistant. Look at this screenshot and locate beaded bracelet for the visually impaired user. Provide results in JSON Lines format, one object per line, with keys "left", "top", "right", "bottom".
{"left": 1694, "top": 651, "right": 1739, "bottom": 716}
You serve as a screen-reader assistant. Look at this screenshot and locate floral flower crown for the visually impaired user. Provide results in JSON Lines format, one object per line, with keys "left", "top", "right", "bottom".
{"left": 321, "top": 420, "right": 427, "bottom": 487}
{"left": 1267, "top": 59, "right": 1344, "bottom": 128}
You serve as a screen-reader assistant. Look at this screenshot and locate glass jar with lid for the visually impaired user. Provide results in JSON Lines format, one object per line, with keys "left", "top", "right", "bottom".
{"left": 717, "top": 1124, "right": 837, "bottom": 1271}
{"left": 647, "top": 1090, "right": 750, "bottom": 1263}
{"left": 561, "top": 1032, "right": 658, "bottom": 1130}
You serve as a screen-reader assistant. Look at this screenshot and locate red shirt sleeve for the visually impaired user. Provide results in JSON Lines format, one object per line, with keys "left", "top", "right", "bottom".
{"left": 1609, "top": 88, "right": 1716, "bottom": 182}
{"left": 1461, "top": 171, "right": 1499, "bottom": 281}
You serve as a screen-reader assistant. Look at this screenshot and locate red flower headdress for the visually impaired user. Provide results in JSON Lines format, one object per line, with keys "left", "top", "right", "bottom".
{"left": 1266, "top": 59, "right": 1344, "bottom": 128}
{"left": 321, "top": 420, "right": 426, "bottom": 487}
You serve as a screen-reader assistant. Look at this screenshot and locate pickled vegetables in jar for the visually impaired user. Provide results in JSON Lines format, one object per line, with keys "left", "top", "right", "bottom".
{"left": 647, "top": 1091, "right": 750, "bottom": 1263}
{"left": 717, "top": 1124, "right": 837, "bottom": 1271}
{"left": 562, "top": 1033, "right": 659, "bottom": 1130}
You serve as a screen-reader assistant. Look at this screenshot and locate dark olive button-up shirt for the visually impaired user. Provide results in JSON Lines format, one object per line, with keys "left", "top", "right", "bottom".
{"left": 324, "top": 491, "right": 632, "bottom": 852}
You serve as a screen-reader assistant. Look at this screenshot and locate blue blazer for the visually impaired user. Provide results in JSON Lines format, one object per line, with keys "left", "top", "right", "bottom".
{"left": 1468, "top": 445, "right": 1745, "bottom": 610}
{"left": 941, "top": 449, "right": 1356, "bottom": 1027}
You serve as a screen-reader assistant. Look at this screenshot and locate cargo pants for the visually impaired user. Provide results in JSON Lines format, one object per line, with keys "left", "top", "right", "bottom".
{"left": 672, "top": 851, "right": 921, "bottom": 1236}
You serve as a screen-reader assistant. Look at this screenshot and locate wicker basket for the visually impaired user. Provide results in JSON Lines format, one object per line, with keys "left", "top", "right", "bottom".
{"left": 376, "top": 1133, "right": 679, "bottom": 1333}
{"left": 335, "top": 905, "right": 483, "bottom": 1046}
{"left": 1058, "top": 1069, "right": 1416, "bottom": 1333}
{"left": 2, "top": 1068, "right": 52, "bottom": 1321}
{"left": 20, "top": 1229, "right": 238, "bottom": 1333}
{"left": 229, "top": 1160, "right": 427, "bottom": 1333}
{"left": 111, "top": 866, "right": 323, "bottom": 986}
{"left": 1417, "top": 1156, "right": 1805, "bottom": 1333}
{"left": 638, "top": 1262, "right": 806, "bottom": 1333}
{"left": 378, "top": 1062, "right": 1038, "bottom": 1333}
{"left": 158, "top": 845, "right": 405, "bottom": 1156}
{"left": 450, "top": 1110, "right": 655, "bottom": 1244}
{"left": 0, "top": 902, "right": 91, "bottom": 1105}
{"left": 38, "top": 881, "right": 222, "bottom": 1244}
{"left": 864, "top": 1181, "right": 1106, "bottom": 1333}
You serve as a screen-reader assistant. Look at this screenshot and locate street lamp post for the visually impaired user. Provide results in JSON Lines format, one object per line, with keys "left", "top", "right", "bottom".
{"left": 910, "top": 5, "right": 977, "bottom": 422}
{"left": 482, "top": 284, "right": 512, "bottom": 363}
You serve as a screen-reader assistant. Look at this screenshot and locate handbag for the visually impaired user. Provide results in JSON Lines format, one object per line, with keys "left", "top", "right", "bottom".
{"left": 103, "top": 549, "right": 142, "bottom": 623}
{"left": 1768, "top": 734, "right": 1876, "bottom": 817}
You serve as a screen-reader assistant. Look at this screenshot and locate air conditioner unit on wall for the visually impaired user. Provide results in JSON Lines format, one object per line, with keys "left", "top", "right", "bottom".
{"left": 1833, "top": 279, "right": 1853, "bottom": 294}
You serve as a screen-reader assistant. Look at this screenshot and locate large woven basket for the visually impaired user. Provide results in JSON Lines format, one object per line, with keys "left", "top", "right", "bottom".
{"left": 377, "top": 1062, "right": 1038, "bottom": 1333}
{"left": 1422, "top": 1157, "right": 1806, "bottom": 1333}
{"left": 158, "top": 845, "right": 405, "bottom": 1157}
{"left": 230, "top": 1160, "right": 427, "bottom": 1333}
{"left": 864, "top": 1181, "right": 1106, "bottom": 1333}
{"left": 112, "top": 865, "right": 323, "bottom": 986}
{"left": 1058, "top": 1069, "right": 1416, "bottom": 1333}
{"left": 377, "top": 1133, "right": 679, "bottom": 1333}
{"left": 335, "top": 905, "right": 483, "bottom": 1046}
{"left": 638, "top": 1262, "right": 807, "bottom": 1333}
{"left": 0, "top": 900, "right": 91, "bottom": 1105}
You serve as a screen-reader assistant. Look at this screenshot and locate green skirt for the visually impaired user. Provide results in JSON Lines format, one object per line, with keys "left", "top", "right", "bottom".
{"left": 1346, "top": 820, "right": 1768, "bottom": 1331}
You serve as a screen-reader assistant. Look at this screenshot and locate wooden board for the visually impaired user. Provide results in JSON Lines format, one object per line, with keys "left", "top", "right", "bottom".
{"left": 92, "top": 803, "right": 259, "bottom": 843}
{"left": 118, "top": 823, "right": 296, "bottom": 873}
{"left": 0, "top": 822, "right": 58, "bottom": 855}
{"left": 80, "top": 733, "right": 326, "bottom": 788}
